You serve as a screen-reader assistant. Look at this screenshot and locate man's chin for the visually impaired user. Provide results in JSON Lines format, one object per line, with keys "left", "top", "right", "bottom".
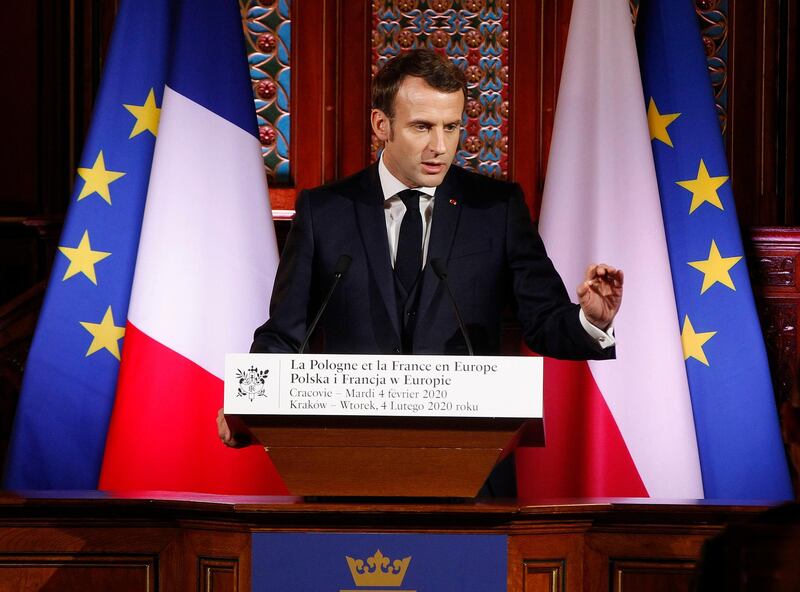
{"left": 417, "top": 167, "right": 450, "bottom": 187}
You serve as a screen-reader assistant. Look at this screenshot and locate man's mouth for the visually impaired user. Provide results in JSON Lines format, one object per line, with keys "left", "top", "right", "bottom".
{"left": 421, "top": 162, "right": 445, "bottom": 174}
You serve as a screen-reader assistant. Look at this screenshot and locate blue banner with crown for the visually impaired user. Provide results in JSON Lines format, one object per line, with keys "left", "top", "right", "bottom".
{"left": 252, "top": 533, "right": 506, "bottom": 592}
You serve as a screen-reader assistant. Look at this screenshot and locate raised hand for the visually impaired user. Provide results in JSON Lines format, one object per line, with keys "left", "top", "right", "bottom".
{"left": 576, "top": 263, "right": 624, "bottom": 330}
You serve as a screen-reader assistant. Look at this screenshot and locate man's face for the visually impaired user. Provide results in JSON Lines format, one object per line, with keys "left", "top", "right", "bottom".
{"left": 371, "top": 76, "right": 464, "bottom": 188}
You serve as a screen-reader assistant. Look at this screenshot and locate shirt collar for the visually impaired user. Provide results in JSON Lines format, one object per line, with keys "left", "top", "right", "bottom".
{"left": 378, "top": 153, "right": 437, "bottom": 201}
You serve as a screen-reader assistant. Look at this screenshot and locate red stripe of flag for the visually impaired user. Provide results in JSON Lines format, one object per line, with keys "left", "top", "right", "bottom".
{"left": 100, "top": 322, "right": 287, "bottom": 494}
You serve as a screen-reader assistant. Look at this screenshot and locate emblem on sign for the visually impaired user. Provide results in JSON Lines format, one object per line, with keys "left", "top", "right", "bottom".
{"left": 236, "top": 366, "right": 269, "bottom": 402}
{"left": 342, "top": 549, "right": 414, "bottom": 592}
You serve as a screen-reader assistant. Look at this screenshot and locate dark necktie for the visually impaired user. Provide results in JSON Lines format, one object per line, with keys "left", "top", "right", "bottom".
{"left": 395, "top": 189, "right": 423, "bottom": 293}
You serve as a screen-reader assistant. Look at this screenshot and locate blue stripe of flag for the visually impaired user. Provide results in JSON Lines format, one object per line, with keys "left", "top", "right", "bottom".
{"left": 637, "top": 0, "right": 792, "bottom": 500}
{"left": 4, "top": 0, "right": 171, "bottom": 489}
{"left": 169, "top": 0, "right": 259, "bottom": 138}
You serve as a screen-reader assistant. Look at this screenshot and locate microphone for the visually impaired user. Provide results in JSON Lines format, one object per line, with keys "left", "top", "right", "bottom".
{"left": 430, "top": 259, "right": 474, "bottom": 356}
{"left": 299, "top": 255, "right": 352, "bottom": 354}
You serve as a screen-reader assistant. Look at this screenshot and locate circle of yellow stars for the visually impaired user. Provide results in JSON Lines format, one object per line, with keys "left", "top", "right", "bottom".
{"left": 60, "top": 88, "right": 160, "bottom": 359}
{"left": 648, "top": 97, "right": 742, "bottom": 368}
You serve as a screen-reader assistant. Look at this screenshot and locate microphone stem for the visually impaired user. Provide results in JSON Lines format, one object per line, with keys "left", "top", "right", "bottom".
{"left": 299, "top": 272, "right": 343, "bottom": 354}
{"left": 442, "top": 279, "right": 474, "bottom": 356}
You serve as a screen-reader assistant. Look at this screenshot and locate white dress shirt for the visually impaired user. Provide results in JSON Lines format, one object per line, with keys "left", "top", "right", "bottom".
{"left": 379, "top": 155, "right": 436, "bottom": 267}
{"left": 376, "top": 155, "right": 614, "bottom": 348}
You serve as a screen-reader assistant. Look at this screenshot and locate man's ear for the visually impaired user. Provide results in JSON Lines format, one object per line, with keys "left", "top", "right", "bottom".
{"left": 370, "top": 109, "right": 391, "bottom": 142}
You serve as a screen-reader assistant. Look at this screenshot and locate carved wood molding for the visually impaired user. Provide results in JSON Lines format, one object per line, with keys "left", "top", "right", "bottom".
{"left": 750, "top": 226, "right": 800, "bottom": 497}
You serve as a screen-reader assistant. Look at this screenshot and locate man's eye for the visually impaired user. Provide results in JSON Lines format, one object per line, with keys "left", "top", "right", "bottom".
{"left": 445, "top": 125, "right": 460, "bottom": 132}
{"left": 414, "top": 124, "right": 429, "bottom": 131}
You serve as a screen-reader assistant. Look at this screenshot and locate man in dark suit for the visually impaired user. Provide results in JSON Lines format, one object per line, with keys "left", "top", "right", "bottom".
{"left": 248, "top": 49, "right": 622, "bottom": 358}
{"left": 219, "top": 50, "right": 623, "bottom": 490}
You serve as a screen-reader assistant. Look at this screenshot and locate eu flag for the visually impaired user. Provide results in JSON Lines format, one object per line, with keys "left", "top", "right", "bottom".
{"left": 4, "top": 0, "right": 171, "bottom": 489}
{"left": 637, "top": 0, "right": 792, "bottom": 499}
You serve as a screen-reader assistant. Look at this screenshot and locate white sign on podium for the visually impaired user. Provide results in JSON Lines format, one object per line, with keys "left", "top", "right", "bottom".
{"left": 224, "top": 353, "right": 542, "bottom": 419}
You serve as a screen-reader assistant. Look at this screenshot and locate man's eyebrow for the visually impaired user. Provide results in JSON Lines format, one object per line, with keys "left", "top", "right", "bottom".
{"left": 406, "top": 118, "right": 462, "bottom": 126}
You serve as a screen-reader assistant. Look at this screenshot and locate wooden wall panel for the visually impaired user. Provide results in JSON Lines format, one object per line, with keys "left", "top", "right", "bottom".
{"left": 183, "top": 528, "right": 251, "bottom": 592}
{"left": 509, "top": 531, "right": 586, "bottom": 592}
{"left": 337, "top": 0, "right": 373, "bottom": 179}
{"left": 509, "top": 0, "right": 572, "bottom": 217}
{"left": 750, "top": 227, "right": 800, "bottom": 493}
{"left": 0, "top": 284, "right": 45, "bottom": 490}
{"left": 522, "top": 559, "right": 566, "bottom": 592}
{"left": 0, "top": 521, "right": 253, "bottom": 590}
{"left": 0, "top": 4, "right": 38, "bottom": 217}
{"left": 785, "top": 0, "right": 798, "bottom": 225}
{"left": 0, "top": 525, "right": 181, "bottom": 590}
{"left": 198, "top": 557, "right": 239, "bottom": 592}
{"left": 0, "top": 494, "right": 777, "bottom": 592}
{"left": 610, "top": 559, "right": 696, "bottom": 592}
{"left": 583, "top": 529, "right": 716, "bottom": 592}
{"left": 0, "top": 554, "right": 156, "bottom": 592}
{"left": 728, "top": 1, "right": 793, "bottom": 225}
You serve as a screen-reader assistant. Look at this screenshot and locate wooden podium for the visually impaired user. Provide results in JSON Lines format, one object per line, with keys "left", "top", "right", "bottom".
{"left": 235, "top": 415, "right": 538, "bottom": 497}
{"left": 224, "top": 353, "right": 543, "bottom": 497}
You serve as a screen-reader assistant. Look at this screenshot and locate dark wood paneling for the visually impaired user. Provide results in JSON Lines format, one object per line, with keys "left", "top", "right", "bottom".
{"left": 0, "top": 284, "right": 45, "bottom": 475}
{"left": 729, "top": 1, "right": 784, "bottom": 225}
{"left": 750, "top": 227, "right": 800, "bottom": 497}
{"left": 586, "top": 532, "right": 711, "bottom": 592}
{"left": 199, "top": 557, "right": 239, "bottom": 592}
{"left": 611, "top": 559, "right": 696, "bottom": 592}
{"left": 783, "top": 0, "right": 798, "bottom": 224}
{"left": 269, "top": 0, "right": 338, "bottom": 211}
{"left": 1, "top": 4, "right": 38, "bottom": 216}
{"left": 0, "top": 554, "right": 155, "bottom": 592}
{"left": 523, "top": 559, "right": 565, "bottom": 592}
{"left": 0, "top": 525, "right": 181, "bottom": 590}
{"left": 337, "top": 0, "right": 372, "bottom": 179}
{"left": 183, "top": 529, "right": 251, "bottom": 592}
{"left": 510, "top": 0, "right": 572, "bottom": 217}
{"left": 0, "top": 493, "right": 776, "bottom": 592}
{"left": 511, "top": 532, "right": 586, "bottom": 592}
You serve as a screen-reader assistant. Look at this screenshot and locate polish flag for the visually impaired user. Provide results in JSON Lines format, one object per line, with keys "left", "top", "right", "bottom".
{"left": 516, "top": 0, "right": 704, "bottom": 498}
{"left": 99, "top": 1, "right": 287, "bottom": 494}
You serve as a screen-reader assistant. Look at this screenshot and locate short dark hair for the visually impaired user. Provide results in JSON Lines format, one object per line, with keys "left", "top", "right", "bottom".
{"left": 372, "top": 49, "right": 467, "bottom": 118}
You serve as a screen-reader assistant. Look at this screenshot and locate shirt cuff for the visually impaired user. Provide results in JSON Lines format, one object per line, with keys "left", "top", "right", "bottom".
{"left": 579, "top": 308, "right": 616, "bottom": 349}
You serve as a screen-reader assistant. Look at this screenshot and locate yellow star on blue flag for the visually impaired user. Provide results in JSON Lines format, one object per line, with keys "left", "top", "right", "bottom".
{"left": 4, "top": 0, "right": 170, "bottom": 490}
{"left": 638, "top": 0, "right": 792, "bottom": 499}
{"left": 124, "top": 88, "right": 161, "bottom": 138}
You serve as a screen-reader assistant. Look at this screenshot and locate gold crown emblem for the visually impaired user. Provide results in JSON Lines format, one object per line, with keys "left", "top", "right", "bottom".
{"left": 344, "top": 549, "right": 412, "bottom": 590}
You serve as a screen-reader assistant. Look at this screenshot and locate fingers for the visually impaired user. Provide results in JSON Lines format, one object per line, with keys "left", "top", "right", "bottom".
{"left": 217, "top": 408, "right": 253, "bottom": 448}
{"left": 578, "top": 264, "right": 624, "bottom": 305}
{"left": 585, "top": 263, "right": 620, "bottom": 280}
{"left": 217, "top": 408, "right": 233, "bottom": 446}
{"left": 584, "top": 263, "right": 623, "bottom": 288}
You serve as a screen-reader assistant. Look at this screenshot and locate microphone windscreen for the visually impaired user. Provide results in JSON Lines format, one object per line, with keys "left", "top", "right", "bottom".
{"left": 334, "top": 254, "right": 352, "bottom": 275}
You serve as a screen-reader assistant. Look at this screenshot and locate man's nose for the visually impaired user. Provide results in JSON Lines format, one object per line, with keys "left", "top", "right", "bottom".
{"left": 428, "top": 127, "right": 446, "bottom": 154}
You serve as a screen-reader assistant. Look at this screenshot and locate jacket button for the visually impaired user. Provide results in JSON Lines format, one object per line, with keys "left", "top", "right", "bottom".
{"left": 392, "top": 347, "right": 400, "bottom": 354}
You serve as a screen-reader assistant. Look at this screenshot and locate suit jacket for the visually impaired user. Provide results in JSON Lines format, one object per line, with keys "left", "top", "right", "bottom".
{"left": 251, "top": 162, "right": 613, "bottom": 360}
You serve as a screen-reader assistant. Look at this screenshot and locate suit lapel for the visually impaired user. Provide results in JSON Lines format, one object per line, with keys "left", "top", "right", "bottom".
{"left": 353, "top": 163, "right": 401, "bottom": 338}
{"left": 417, "top": 170, "right": 462, "bottom": 323}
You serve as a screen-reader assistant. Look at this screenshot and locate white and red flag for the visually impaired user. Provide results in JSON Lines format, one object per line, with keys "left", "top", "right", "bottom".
{"left": 516, "top": 0, "right": 704, "bottom": 498}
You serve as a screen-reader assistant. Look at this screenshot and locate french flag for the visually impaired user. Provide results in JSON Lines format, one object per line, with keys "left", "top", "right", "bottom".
{"left": 516, "top": 0, "right": 705, "bottom": 498}
{"left": 99, "top": 0, "right": 287, "bottom": 494}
